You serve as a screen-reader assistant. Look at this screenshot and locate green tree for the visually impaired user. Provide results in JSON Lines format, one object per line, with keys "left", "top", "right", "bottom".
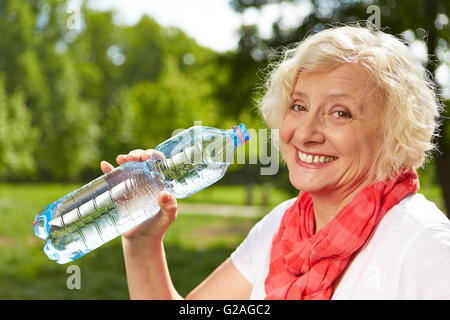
{"left": 0, "top": 76, "right": 38, "bottom": 180}
{"left": 0, "top": 0, "right": 101, "bottom": 180}
{"left": 0, "top": 0, "right": 234, "bottom": 182}
{"left": 38, "top": 48, "right": 100, "bottom": 180}
{"left": 125, "top": 56, "right": 220, "bottom": 150}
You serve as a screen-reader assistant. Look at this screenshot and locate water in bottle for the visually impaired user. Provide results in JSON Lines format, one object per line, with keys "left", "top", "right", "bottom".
{"left": 33, "top": 124, "right": 250, "bottom": 264}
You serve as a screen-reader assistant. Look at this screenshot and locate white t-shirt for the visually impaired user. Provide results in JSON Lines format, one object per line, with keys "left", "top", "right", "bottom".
{"left": 231, "top": 193, "right": 450, "bottom": 299}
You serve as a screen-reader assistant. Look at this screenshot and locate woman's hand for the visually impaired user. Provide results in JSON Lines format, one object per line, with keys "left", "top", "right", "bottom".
{"left": 100, "top": 149, "right": 178, "bottom": 243}
{"left": 100, "top": 149, "right": 251, "bottom": 300}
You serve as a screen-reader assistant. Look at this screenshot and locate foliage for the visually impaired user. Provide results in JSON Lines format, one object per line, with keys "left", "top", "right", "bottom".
{"left": 0, "top": 76, "right": 38, "bottom": 180}
{"left": 0, "top": 0, "right": 233, "bottom": 182}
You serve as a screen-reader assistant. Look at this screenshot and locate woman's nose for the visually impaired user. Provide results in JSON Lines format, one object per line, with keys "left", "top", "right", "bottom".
{"left": 293, "top": 113, "right": 326, "bottom": 144}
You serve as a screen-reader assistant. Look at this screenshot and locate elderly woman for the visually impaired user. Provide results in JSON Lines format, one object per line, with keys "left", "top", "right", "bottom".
{"left": 100, "top": 25, "right": 450, "bottom": 299}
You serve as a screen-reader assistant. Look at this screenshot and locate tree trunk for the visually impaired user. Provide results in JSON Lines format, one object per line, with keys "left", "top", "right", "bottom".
{"left": 435, "top": 102, "right": 450, "bottom": 216}
{"left": 425, "top": 0, "right": 450, "bottom": 215}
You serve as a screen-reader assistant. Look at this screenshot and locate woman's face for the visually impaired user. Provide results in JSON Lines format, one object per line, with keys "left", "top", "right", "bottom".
{"left": 280, "top": 63, "right": 383, "bottom": 195}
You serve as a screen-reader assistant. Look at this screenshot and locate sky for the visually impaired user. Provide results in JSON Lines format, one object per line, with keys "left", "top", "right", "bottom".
{"left": 86, "top": 0, "right": 243, "bottom": 52}
{"left": 85, "top": 0, "right": 312, "bottom": 53}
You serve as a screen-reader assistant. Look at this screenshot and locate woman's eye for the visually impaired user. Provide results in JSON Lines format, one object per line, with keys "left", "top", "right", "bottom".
{"left": 291, "top": 104, "right": 306, "bottom": 112}
{"left": 333, "top": 110, "right": 352, "bottom": 119}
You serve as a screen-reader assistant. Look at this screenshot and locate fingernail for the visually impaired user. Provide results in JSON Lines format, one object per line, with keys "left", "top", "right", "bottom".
{"left": 164, "top": 193, "right": 172, "bottom": 202}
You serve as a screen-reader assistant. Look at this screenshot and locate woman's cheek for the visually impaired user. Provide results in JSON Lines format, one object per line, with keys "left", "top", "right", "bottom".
{"left": 280, "top": 117, "right": 295, "bottom": 144}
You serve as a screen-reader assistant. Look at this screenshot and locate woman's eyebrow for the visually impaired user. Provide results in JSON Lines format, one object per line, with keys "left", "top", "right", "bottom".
{"left": 324, "top": 93, "right": 355, "bottom": 101}
{"left": 292, "top": 91, "right": 356, "bottom": 102}
{"left": 291, "top": 91, "right": 308, "bottom": 99}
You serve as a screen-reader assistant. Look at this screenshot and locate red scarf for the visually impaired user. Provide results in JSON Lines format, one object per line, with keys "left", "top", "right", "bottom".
{"left": 264, "top": 169, "right": 419, "bottom": 300}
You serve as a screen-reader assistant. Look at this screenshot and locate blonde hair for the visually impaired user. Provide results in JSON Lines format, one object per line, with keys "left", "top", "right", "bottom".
{"left": 259, "top": 25, "right": 442, "bottom": 181}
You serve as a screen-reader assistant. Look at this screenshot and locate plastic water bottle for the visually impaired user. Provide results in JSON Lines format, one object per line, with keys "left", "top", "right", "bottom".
{"left": 33, "top": 124, "right": 250, "bottom": 264}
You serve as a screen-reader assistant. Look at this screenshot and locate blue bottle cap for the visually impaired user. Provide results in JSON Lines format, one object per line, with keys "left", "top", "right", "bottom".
{"left": 233, "top": 123, "right": 250, "bottom": 146}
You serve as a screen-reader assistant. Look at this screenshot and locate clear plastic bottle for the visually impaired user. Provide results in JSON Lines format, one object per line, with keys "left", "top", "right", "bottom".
{"left": 33, "top": 124, "right": 250, "bottom": 264}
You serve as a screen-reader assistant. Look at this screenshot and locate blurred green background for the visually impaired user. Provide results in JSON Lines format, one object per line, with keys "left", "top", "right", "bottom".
{"left": 0, "top": 0, "right": 448, "bottom": 299}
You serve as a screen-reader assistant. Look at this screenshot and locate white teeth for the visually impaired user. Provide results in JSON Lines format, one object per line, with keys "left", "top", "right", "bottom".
{"left": 300, "top": 152, "right": 307, "bottom": 162}
{"left": 297, "top": 151, "right": 337, "bottom": 164}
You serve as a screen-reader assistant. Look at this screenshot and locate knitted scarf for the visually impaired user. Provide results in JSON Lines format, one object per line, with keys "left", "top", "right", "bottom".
{"left": 264, "top": 169, "right": 419, "bottom": 300}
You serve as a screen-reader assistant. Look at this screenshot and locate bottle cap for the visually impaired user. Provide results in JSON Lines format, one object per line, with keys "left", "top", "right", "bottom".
{"left": 233, "top": 123, "right": 250, "bottom": 146}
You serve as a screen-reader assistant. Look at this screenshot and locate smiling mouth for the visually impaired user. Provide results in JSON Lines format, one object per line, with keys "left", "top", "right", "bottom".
{"left": 297, "top": 150, "right": 338, "bottom": 164}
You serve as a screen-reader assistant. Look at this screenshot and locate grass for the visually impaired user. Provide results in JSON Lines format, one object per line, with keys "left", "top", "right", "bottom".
{"left": 180, "top": 182, "right": 292, "bottom": 207}
{"left": 0, "top": 183, "right": 260, "bottom": 299}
